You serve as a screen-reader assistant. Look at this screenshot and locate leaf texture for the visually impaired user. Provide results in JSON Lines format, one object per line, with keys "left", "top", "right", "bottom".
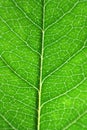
{"left": 0, "top": 0, "right": 87, "bottom": 130}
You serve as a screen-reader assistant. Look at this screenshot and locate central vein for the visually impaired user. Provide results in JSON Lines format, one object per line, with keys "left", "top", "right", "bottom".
{"left": 37, "top": 1, "right": 45, "bottom": 130}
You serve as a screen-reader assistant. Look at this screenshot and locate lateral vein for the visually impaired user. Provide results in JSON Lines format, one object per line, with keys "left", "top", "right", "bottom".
{"left": 0, "top": 113, "right": 17, "bottom": 130}
{"left": 0, "top": 56, "right": 38, "bottom": 91}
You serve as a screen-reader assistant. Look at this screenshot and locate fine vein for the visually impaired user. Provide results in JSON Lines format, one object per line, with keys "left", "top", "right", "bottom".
{"left": 37, "top": 0, "right": 45, "bottom": 130}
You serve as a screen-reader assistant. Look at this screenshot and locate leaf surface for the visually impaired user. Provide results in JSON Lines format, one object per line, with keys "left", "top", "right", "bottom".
{"left": 0, "top": 0, "right": 87, "bottom": 130}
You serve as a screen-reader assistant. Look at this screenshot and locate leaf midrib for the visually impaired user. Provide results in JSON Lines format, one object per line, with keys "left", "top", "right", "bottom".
{"left": 37, "top": 0, "right": 45, "bottom": 130}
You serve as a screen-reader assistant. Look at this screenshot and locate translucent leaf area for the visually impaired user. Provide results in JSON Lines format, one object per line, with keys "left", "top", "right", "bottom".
{"left": 0, "top": 0, "right": 87, "bottom": 130}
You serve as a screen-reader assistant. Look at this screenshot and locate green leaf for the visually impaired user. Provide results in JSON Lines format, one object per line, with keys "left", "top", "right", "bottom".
{"left": 0, "top": 0, "right": 87, "bottom": 130}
